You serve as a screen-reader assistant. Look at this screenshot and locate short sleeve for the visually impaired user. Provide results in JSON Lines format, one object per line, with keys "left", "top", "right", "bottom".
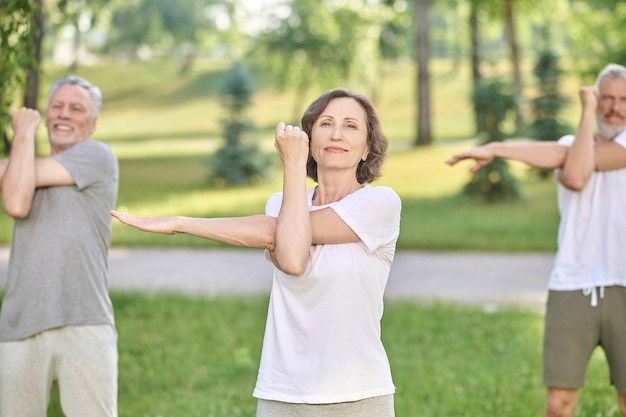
{"left": 53, "top": 140, "right": 118, "bottom": 190}
{"left": 329, "top": 186, "right": 401, "bottom": 253}
{"left": 265, "top": 192, "right": 283, "bottom": 217}
{"left": 557, "top": 134, "right": 575, "bottom": 147}
{"left": 613, "top": 129, "right": 626, "bottom": 149}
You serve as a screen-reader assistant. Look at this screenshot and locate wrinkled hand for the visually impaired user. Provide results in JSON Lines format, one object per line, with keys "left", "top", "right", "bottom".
{"left": 274, "top": 122, "right": 309, "bottom": 166}
{"left": 446, "top": 145, "right": 494, "bottom": 172}
{"left": 110, "top": 210, "right": 177, "bottom": 235}
{"left": 11, "top": 107, "right": 41, "bottom": 139}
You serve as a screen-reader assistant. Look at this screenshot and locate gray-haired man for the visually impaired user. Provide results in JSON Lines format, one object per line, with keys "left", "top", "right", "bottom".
{"left": 447, "top": 64, "right": 626, "bottom": 417}
{"left": 0, "top": 75, "right": 119, "bottom": 417}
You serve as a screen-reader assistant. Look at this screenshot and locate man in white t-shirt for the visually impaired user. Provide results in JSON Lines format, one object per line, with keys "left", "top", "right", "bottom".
{"left": 446, "top": 63, "right": 626, "bottom": 417}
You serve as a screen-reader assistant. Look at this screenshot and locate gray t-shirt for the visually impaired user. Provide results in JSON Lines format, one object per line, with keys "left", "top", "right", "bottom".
{"left": 0, "top": 140, "right": 119, "bottom": 341}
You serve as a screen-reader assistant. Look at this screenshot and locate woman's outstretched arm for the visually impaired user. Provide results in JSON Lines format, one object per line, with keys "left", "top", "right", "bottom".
{"left": 110, "top": 211, "right": 277, "bottom": 249}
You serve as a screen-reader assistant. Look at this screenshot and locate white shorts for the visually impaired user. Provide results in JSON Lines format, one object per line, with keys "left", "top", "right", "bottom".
{"left": 0, "top": 324, "right": 118, "bottom": 417}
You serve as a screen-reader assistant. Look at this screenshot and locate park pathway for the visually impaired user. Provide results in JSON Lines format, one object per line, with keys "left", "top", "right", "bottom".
{"left": 0, "top": 247, "right": 554, "bottom": 310}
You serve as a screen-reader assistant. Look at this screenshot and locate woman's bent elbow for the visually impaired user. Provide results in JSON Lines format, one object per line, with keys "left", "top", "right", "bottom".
{"left": 276, "top": 259, "right": 307, "bottom": 276}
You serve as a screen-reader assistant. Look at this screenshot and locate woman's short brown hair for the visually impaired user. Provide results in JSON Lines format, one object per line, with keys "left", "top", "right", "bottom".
{"left": 300, "top": 88, "right": 388, "bottom": 184}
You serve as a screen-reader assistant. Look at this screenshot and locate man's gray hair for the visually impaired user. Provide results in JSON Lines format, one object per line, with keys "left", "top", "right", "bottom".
{"left": 48, "top": 75, "right": 103, "bottom": 116}
{"left": 595, "top": 63, "right": 626, "bottom": 86}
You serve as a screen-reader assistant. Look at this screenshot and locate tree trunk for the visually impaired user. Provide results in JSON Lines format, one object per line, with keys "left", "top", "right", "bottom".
{"left": 70, "top": 20, "right": 81, "bottom": 72}
{"left": 470, "top": 0, "right": 481, "bottom": 85}
{"left": 0, "top": 92, "right": 9, "bottom": 155}
{"left": 504, "top": 0, "right": 524, "bottom": 135}
{"left": 470, "top": 0, "right": 481, "bottom": 135}
{"left": 414, "top": 0, "right": 431, "bottom": 147}
{"left": 23, "top": 0, "right": 44, "bottom": 110}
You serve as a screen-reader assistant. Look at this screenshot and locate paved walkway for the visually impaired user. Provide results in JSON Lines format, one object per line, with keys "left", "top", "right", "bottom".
{"left": 0, "top": 247, "right": 555, "bottom": 310}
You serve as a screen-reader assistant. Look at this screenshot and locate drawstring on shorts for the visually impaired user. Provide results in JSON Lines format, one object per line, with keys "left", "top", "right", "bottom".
{"left": 582, "top": 286, "right": 605, "bottom": 307}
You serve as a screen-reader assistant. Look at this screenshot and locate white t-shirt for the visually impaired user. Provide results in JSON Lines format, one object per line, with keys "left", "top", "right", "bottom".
{"left": 253, "top": 185, "right": 401, "bottom": 404}
{"left": 549, "top": 132, "right": 626, "bottom": 290}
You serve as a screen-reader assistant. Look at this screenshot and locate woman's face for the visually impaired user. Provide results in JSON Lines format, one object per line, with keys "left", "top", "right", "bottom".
{"left": 309, "top": 97, "right": 369, "bottom": 174}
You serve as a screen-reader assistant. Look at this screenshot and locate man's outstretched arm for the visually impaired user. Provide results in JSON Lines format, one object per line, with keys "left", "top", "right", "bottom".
{"left": 446, "top": 141, "right": 568, "bottom": 172}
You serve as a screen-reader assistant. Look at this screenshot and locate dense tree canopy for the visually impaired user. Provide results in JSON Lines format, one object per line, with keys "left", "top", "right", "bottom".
{"left": 2, "top": 0, "right": 626, "bottom": 153}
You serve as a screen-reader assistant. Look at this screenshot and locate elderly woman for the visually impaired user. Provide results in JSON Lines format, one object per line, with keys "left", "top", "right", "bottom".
{"left": 111, "top": 88, "right": 401, "bottom": 417}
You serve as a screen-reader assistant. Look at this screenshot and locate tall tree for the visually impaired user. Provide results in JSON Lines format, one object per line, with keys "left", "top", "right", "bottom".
{"left": 566, "top": 0, "right": 626, "bottom": 77}
{"left": 469, "top": 0, "right": 482, "bottom": 135}
{"left": 51, "top": 0, "right": 110, "bottom": 70}
{"left": 249, "top": 0, "right": 375, "bottom": 122}
{"left": 107, "top": 0, "right": 221, "bottom": 72}
{"left": 23, "top": 0, "right": 44, "bottom": 110}
{"left": 503, "top": 0, "right": 524, "bottom": 135}
{"left": 377, "top": 0, "right": 412, "bottom": 104}
{"left": 414, "top": 0, "right": 432, "bottom": 146}
{"left": 209, "top": 62, "right": 272, "bottom": 186}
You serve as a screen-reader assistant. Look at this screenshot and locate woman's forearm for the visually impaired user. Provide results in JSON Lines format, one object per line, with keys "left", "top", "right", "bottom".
{"left": 111, "top": 211, "right": 277, "bottom": 249}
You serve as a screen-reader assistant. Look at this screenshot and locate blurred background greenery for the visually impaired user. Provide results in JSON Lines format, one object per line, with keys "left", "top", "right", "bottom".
{"left": 9, "top": 0, "right": 622, "bottom": 250}
{"left": 0, "top": 57, "right": 563, "bottom": 251}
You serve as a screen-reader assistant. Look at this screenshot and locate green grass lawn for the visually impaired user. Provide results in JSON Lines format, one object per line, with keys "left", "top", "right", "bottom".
{"left": 28, "top": 293, "right": 618, "bottom": 417}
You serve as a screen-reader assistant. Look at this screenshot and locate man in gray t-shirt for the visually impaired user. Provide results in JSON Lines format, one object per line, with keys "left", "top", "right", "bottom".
{"left": 0, "top": 75, "right": 119, "bottom": 417}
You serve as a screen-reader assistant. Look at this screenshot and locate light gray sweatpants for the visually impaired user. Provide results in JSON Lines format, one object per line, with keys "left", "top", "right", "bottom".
{"left": 256, "top": 394, "right": 395, "bottom": 417}
{"left": 0, "top": 324, "right": 118, "bottom": 417}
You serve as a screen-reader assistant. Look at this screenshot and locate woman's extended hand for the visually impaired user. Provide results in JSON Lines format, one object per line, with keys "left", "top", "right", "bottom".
{"left": 110, "top": 210, "right": 177, "bottom": 234}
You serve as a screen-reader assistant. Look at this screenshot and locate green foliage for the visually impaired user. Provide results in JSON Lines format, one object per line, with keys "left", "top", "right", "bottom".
{"left": 378, "top": 3, "right": 411, "bottom": 62}
{"left": 106, "top": 0, "right": 218, "bottom": 68}
{"left": 52, "top": 0, "right": 110, "bottom": 69}
{"left": 0, "top": 0, "right": 36, "bottom": 155}
{"left": 472, "top": 79, "right": 516, "bottom": 141}
{"left": 0, "top": 59, "right": 565, "bottom": 251}
{"left": 529, "top": 49, "right": 570, "bottom": 179}
{"left": 465, "top": 79, "right": 522, "bottom": 202}
{"left": 247, "top": 0, "right": 382, "bottom": 120}
{"left": 462, "top": 157, "right": 523, "bottom": 203}
{"left": 530, "top": 50, "right": 570, "bottom": 142}
{"left": 208, "top": 62, "right": 273, "bottom": 186}
{"left": 249, "top": 0, "right": 351, "bottom": 88}
{"left": 566, "top": 1, "right": 626, "bottom": 78}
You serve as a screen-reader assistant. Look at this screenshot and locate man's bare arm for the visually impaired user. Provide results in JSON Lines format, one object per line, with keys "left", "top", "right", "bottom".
{"left": 594, "top": 139, "right": 626, "bottom": 171}
{"left": 446, "top": 141, "right": 568, "bottom": 172}
{"left": 2, "top": 109, "right": 39, "bottom": 218}
{"left": 557, "top": 87, "right": 597, "bottom": 190}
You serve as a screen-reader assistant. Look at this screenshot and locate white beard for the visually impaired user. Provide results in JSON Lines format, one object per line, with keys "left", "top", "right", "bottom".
{"left": 596, "top": 117, "right": 626, "bottom": 139}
